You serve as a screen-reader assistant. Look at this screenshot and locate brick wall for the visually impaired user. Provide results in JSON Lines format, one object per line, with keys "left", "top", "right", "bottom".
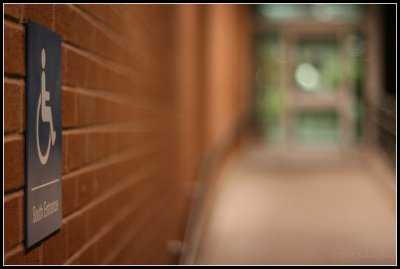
{"left": 4, "top": 4, "right": 251, "bottom": 265}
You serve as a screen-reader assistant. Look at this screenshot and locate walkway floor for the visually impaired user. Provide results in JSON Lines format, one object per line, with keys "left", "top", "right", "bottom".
{"left": 195, "top": 145, "right": 396, "bottom": 265}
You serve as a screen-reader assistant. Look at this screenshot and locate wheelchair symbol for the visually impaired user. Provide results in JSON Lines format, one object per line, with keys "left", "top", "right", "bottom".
{"left": 36, "top": 48, "right": 56, "bottom": 165}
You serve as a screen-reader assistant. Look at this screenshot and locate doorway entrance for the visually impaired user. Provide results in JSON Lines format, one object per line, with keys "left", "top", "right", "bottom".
{"left": 254, "top": 4, "right": 365, "bottom": 150}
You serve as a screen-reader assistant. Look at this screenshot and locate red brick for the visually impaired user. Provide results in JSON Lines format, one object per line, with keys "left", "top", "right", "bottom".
{"left": 62, "top": 173, "right": 79, "bottom": 217}
{"left": 116, "top": 158, "right": 137, "bottom": 182}
{"left": 42, "top": 226, "right": 68, "bottom": 264}
{"left": 4, "top": 136, "right": 25, "bottom": 191}
{"left": 131, "top": 5, "right": 175, "bottom": 55}
{"left": 56, "top": 5, "right": 140, "bottom": 72}
{"left": 103, "top": 100, "right": 117, "bottom": 124}
{"left": 110, "top": 216, "right": 136, "bottom": 254}
{"left": 94, "top": 98, "right": 111, "bottom": 124}
{"left": 114, "top": 199, "right": 167, "bottom": 264}
{"left": 131, "top": 200, "right": 171, "bottom": 264}
{"left": 77, "top": 4, "right": 127, "bottom": 37}
{"left": 111, "top": 6, "right": 158, "bottom": 54}
{"left": 87, "top": 197, "right": 114, "bottom": 238}
{"left": 65, "top": 132, "right": 87, "bottom": 172}
{"left": 111, "top": 103, "right": 131, "bottom": 123}
{"left": 77, "top": 243, "right": 97, "bottom": 265}
{"left": 129, "top": 5, "right": 171, "bottom": 34}
{"left": 5, "top": 245, "right": 41, "bottom": 265}
{"left": 75, "top": 7, "right": 149, "bottom": 75}
{"left": 96, "top": 229, "right": 114, "bottom": 263}
{"left": 107, "top": 132, "right": 132, "bottom": 156}
{"left": 66, "top": 49, "right": 90, "bottom": 89}
{"left": 62, "top": 89, "right": 77, "bottom": 128}
{"left": 107, "top": 162, "right": 124, "bottom": 184}
{"left": 96, "top": 98, "right": 132, "bottom": 126}
{"left": 66, "top": 48, "right": 139, "bottom": 94}
{"left": 76, "top": 93, "right": 97, "bottom": 127}
{"left": 95, "top": 164, "right": 112, "bottom": 194}
{"left": 55, "top": 5, "right": 96, "bottom": 53}
{"left": 87, "top": 132, "right": 106, "bottom": 163}
{"left": 4, "top": 82, "right": 24, "bottom": 134}
{"left": 23, "top": 4, "right": 54, "bottom": 30}
{"left": 78, "top": 169, "right": 97, "bottom": 207}
{"left": 5, "top": 4, "right": 22, "bottom": 20}
{"left": 67, "top": 256, "right": 80, "bottom": 265}
{"left": 67, "top": 212, "right": 88, "bottom": 256}
{"left": 4, "top": 195, "right": 23, "bottom": 250}
{"left": 4, "top": 23, "right": 25, "bottom": 76}
{"left": 93, "top": 30, "right": 135, "bottom": 71}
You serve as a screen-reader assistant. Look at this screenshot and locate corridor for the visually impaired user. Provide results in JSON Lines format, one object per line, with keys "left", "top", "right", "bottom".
{"left": 4, "top": 4, "right": 396, "bottom": 265}
{"left": 195, "top": 144, "right": 396, "bottom": 265}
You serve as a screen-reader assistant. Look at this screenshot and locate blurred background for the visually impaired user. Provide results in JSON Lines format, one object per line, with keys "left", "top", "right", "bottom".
{"left": 3, "top": 3, "right": 396, "bottom": 265}
{"left": 179, "top": 4, "right": 396, "bottom": 265}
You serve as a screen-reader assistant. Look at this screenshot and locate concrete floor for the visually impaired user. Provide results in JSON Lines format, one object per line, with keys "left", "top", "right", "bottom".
{"left": 195, "top": 145, "right": 396, "bottom": 265}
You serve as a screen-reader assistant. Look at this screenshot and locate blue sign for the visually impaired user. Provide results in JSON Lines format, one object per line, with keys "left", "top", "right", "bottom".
{"left": 26, "top": 20, "right": 62, "bottom": 248}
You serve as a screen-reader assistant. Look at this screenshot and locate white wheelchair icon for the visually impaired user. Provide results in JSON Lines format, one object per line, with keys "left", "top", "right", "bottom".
{"left": 36, "top": 48, "right": 56, "bottom": 165}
